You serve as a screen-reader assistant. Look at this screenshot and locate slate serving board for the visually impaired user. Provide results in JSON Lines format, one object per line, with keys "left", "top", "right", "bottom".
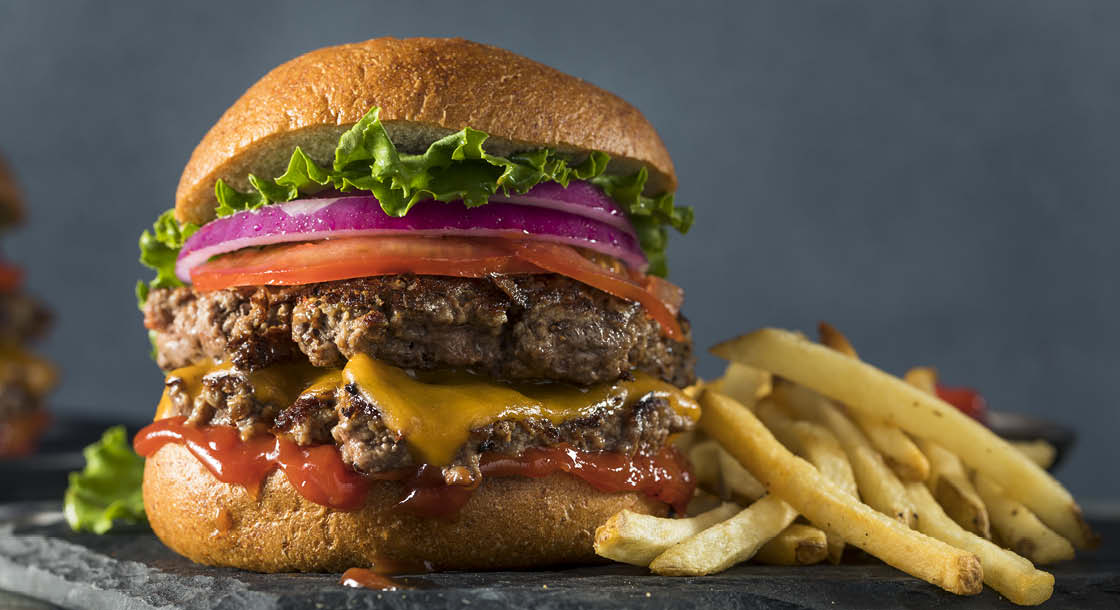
{"left": 0, "top": 506, "right": 1116, "bottom": 610}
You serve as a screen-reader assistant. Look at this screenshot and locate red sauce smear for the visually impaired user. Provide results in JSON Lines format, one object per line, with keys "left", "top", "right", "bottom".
{"left": 134, "top": 417, "right": 370, "bottom": 510}
{"left": 134, "top": 418, "right": 695, "bottom": 518}
{"left": 935, "top": 384, "right": 988, "bottom": 423}
{"left": 340, "top": 568, "right": 404, "bottom": 591}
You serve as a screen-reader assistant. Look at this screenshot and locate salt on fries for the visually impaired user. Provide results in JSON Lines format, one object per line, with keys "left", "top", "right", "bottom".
{"left": 592, "top": 325, "right": 1093, "bottom": 605}
{"left": 711, "top": 328, "right": 1097, "bottom": 550}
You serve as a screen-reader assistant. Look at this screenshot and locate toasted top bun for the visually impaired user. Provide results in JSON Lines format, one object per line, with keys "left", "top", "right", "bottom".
{"left": 0, "top": 155, "right": 25, "bottom": 226}
{"left": 175, "top": 37, "right": 676, "bottom": 226}
{"left": 144, "top": 442, "right": 668, "bottom": 572}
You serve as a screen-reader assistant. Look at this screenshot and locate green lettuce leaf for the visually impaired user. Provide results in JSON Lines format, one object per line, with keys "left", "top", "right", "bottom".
{"left": 63, "top": 426, "right": 148, "bottom": 534}
{"left": 136, "top": 210, "right": 198, "bottom": 306}
{"left": 138, "top": 107, "right": 692, "bottom": 300}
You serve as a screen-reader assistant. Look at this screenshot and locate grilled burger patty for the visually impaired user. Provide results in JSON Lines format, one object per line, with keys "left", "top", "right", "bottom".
{"left": 145, "top": 274, "right": 695, "bottom": 387}
{"left": 162, "top": 367, "right": 694, "bottom": 483}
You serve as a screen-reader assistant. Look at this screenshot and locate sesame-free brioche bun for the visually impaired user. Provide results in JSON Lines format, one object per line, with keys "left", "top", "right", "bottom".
{"left": 175, "top": 37, "right": 676, "bottom": 226}
{"left": 0, "top": 155, "right": 25, "bottom": 226}
{"left": 143, "top": 442, "right": 669, "bottom": 572}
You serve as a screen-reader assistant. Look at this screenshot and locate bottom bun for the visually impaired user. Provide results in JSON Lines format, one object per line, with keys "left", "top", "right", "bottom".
{"left": 143, "top": 443, "right": 670, "bottom": 572}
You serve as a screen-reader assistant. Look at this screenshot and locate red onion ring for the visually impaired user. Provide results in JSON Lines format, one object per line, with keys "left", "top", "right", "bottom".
{"left": 176, "top": 196, "right": 646, "bottom": 283}
{"left": 489, "top": 181, "right": 630, "bottom": 232}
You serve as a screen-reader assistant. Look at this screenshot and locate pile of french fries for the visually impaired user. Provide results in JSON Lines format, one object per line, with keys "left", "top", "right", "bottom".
{"left": 594, "top": 325, "right": 1096, "bottom": 606}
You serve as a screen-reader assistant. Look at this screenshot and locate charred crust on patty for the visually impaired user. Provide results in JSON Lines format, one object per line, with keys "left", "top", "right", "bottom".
{"left": 145, "top": 274, "right": 695, "bottom": 387}
{"left": 162, "top": 368, "right": 693, "bottom": 483}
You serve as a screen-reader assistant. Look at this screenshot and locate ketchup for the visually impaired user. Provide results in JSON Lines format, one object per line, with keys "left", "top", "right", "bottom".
{"left": 134, "top": 417, "right": 370, "bottom": 510}
{"left": 340, "top": 568, "right": 404, "bottom": 591}
{"left": 935, "top": 385, "right": 988, "bottom": 423}
{"left": 134, "top": 418, "right": 696, "bottom": 518}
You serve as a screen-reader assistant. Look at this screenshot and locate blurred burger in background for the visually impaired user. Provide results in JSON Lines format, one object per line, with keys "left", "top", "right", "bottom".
{"left": 0, "top": 155, "right": 56, "bottom": 456}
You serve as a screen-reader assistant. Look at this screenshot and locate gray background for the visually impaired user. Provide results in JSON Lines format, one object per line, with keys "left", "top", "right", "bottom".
{"left": 0, "top": 1, "right": 1115, "bottom": 503}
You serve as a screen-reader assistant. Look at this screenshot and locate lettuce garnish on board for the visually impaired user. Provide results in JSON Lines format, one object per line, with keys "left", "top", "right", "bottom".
{"left": 138, "top": 107, "right": 693, "bottom": 303}
{"left": 63, "top": 426, "right": 147, "bottom": 534}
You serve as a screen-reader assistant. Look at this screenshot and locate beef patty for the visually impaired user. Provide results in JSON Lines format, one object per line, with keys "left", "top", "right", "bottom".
{"left": 163, "top": 367, "right": 694, "bottom": 483}
{"left": 145, "top": 274, "right": 695, "bottom": 387}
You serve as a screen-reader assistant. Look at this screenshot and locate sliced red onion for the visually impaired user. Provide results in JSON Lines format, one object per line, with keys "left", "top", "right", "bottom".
{"left": 490, "top": 181, "right": 630, "bottom": 232}
{"left": 176, "top": 196, "right": 646, "bottom": 283}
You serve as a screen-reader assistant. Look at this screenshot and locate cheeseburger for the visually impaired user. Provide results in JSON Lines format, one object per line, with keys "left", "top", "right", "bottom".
{"left": 0, "top": 155, "right": 55, "bottom": 457}
{"left": 135, "top": 37, "right": 696, "bottom": 571}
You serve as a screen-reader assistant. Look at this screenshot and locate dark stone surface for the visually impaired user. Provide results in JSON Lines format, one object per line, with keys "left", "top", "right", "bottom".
{"left": 0, "top": 507, "right": 1117, "bottom": 609}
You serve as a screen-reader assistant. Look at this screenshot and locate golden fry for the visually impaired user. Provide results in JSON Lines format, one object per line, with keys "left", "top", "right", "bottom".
{"left": 756, "top": 398, "right": 854, "bottom": 563}
{"left": 907, "top": 482, "right": 1053, "bottom": 605}
{"left": 710, "top": 362, "right": 772, "bottom": 406}
{"left": 817, "top": 321, "right": 858, "bottom": 357}
{"left": 649, "top": 494, "right": 798, "bottom": 576}
{"left": 1011, "top": 440, "right": 1057, "bottom": 470}
{"left": 699, "top": 390, "right": 983, "bottom": 596}
{"left": 754, "top": 523, "right": 828, "bottom": 566}
{"left": 712, "top": 329, "right": 1097, "bottom": 549}
{"left": 852, "top": 413, "right": 930, "bottom": 482}
{"left": 772, "top": 382, "right": 916, "bottom": 528}
{"left": 817, "top": 325, "right": 929, "bottom": 481}
{"left": 690, "top": 439, "right": 766, "bottom": 502}
{"left": 905, "top": 369, "right": 993, "bottom": 539}
{"left": 918, "top": 438, "right": 991, "bottom": 539}
{"left": 593, "top": 502, "right": 741, "bottom": 566}
{"left": 974, "top": 473, "right": 1075, "bottom": 566}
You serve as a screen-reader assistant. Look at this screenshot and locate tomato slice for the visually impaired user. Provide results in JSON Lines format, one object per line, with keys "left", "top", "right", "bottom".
{"left": 191, "top": 236, "right": 544, "bottom": 292}
{"left": 512, "top": 241, "right": 684, "bottom": 340}
{"left": 190, "top": 236, "right": 685, "bottom": 340}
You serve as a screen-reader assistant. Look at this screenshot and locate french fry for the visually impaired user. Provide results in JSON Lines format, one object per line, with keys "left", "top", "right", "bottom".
{"left": 754, "top": 523, "right": 829, "bottom": 566}
{"left": 717, "top": 444, "right": 768, "bottom": 503}
{"left": 904, "top": 368, "right": 992, "bottom": 539}
{"left": 817, "top": 321, "right": 859, "bottom": 358}
{"left": 688, "top": 439, "right": 724, "bottom": 497}
{"left": 974, "top": 473, "right": 1075, "bottom": 566}
{"left": 700, "top": 390, "right": 983, "bottom": 596}
{"left": 917, "top": 438, "right": 992, "bottom": 539}
{"left": 906, "top": 482, "right": 1053, "bottom": 605}
{"left": 817, "top": 323, "right": 929, "bottom": 481}
{"left": 852, "top": 413, "right": 930, "bottom": 482}
{"left": 772, "top": 382, "right": 917, "bottom": 527}
{"left": 756, "top": 398, "right": 855, "bottom": 563}
{"left": 712, "top": 329, "right": 1097, "bottom": 549}
{"left": 710, "top": 362, "right": 772, "bottom": 406}
{"left": 1011, "top": 440, "right": 1057, "bottom": 470}
{"left": 593, "top": 502, "right": 741, "bottom": 566}
{"left": 649, "top": 494, "right": 799, "bottom": 576}
{"left": 690, "top": 439, "right": 766, "bottom": 502}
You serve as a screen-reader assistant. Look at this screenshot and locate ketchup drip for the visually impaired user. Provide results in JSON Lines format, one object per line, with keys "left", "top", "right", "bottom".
{"left": 134, "top": 418, "right": 695, "bottom": 518}
{"left": 340, "top": 568, "right": 404, "bottom": 591}
{"left": 134, "top": 417, "right": 370, "bottom": 510}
